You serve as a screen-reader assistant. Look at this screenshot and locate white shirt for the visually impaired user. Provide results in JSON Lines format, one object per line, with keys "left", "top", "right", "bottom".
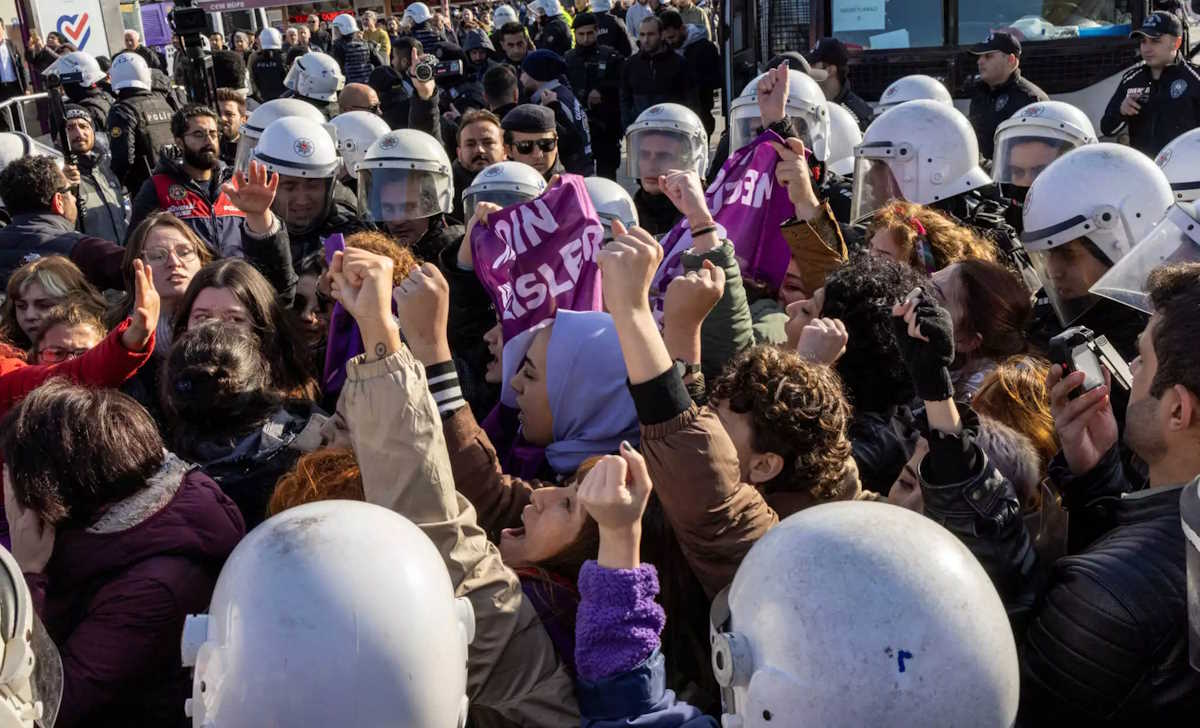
{"left": 0, "top": 42, "right": 18, "bottom": 84}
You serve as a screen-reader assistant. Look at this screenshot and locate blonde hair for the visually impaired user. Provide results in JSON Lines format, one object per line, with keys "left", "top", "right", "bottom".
{"left": 972, "top": 355, "right": 1057, "bottom": 478}
{"left": 869, "top": 201, "right": 996, "bottom": 272}
{"left": 0, "top": 256, "right": 105, "bottom": 349}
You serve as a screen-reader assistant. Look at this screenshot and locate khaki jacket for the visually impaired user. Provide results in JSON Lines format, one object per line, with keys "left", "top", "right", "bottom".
{"left": 336, "top": 350, "right": 579, "bottom": 726}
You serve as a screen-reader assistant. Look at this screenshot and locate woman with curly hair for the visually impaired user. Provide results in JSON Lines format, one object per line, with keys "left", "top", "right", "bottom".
{"left": 868, "top": 201, "right": 996, "bottom": 273}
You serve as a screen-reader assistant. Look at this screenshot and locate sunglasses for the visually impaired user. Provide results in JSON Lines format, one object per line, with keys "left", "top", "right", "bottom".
{"left": 512, "top": 138, "right": 557, "bottom": 154}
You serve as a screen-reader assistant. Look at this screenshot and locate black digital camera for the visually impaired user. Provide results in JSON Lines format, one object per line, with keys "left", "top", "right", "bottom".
{"left": 414, "top": 55, "right": 464, "bottom": 82}
{"left": 1048, "top": 326, "right": 1133, "bottom": 398}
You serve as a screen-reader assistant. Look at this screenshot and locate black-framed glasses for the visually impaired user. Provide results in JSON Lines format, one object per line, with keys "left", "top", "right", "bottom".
{"left": 513, "top": 138, "right": 557, "bottom": 154}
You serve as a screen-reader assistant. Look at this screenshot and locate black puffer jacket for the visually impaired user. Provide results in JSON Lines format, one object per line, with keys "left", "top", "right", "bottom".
{"left": 1017, "top": 448, "right": 1200, "bottom": 725}
{"left": 633, "top": 186, "right": 681, "bottom": 238}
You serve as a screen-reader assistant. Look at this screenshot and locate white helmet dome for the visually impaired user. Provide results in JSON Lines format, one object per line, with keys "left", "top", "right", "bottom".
{"left": 532, "top": 0, "right": 563, "bottom": 16}
{"left": 252, "top": 116, "right": 340, "bottom": 178}
{"left": 358, "top": 129, "right": 455, "bottom": 223}
{"left": 825, "top": 102, "right": 863, "bottom": 176}
{"left": 259, "top": 27, "right": 283, "bottom": 50}
{"left": 624, "top": 103, "right": 710, "bottom": 182}
{"left": 181, "top": 501, "right": 474, "bottom": 728}
{"left": 730, "top": 69, "right": 831, "bottom": 160}
{"left": 877, "top": 74, "right": 953, "bottom": 112}
{"left": 110, "top": 51, "right": 151, "bottom": 91}
{"left": 331, "top": 13, "right": 360, "bottom": 36}
{"left": 850, "top": 99, "right": 990, "bottom": 220}
{"left": 235, "top": 98, "right": 329, "bottom": 172}
{"left": 713, "top": 501, "right": 1019, "bottom": 727}
{"left": 462, "top": 161, "right": 547, "bottom": 215}
{"left": 283, "top": 52, "right": 346, "bottom": 103}
{"left": 1155, "top": 127, "right": 1200, "bottom": 202}
{"left": 0, "top": 133, "right": 63, "bottom": 174}
{"left": 583, "top": 176, "right": 638, "bottom": 234}
{"left": 1022, "top": 143, "right": 1173, "bottom": 324}
{"left": 0, "top": 545, "right": 62, "bottom": 725}
{"left": 1090, "top": 200, "right": 1200, "bottom": 313}
{"left": 329, "top": 110, "right": 391, "bottom": 177}
{"left": 993, "top": 101, "right": 1098, "bottom": 187}
{"left": 405, "top": 2, "right": 434, "bottom": 24}
{"left": 43, "top": 51, "right": 105, "bottom": 87}
{"left": 493, "top": 4, "right": 519, "bottom": 26}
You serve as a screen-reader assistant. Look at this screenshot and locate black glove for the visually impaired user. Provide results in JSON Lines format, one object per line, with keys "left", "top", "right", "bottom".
{"left": 891, "top": 290, "right": 956, "bottom": 402}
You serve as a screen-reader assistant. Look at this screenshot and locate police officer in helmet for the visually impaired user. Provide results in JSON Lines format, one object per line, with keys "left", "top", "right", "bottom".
{"left": 106, "top": 51, "right": 175, "bottom": 199}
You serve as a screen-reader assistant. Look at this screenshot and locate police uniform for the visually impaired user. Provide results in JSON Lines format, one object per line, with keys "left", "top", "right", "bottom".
{"left": 106, "top": 89, "right": 174, "bottom": 198}
{"left": 249, "top": 50, "right": 288, "bottom": 103}
{"left": 333, "top": 37, "right": 379, "bottom": 86}
{"left": 593, "top": 11, "right": 632, "bottom": 57}
{"left": 1102, "top": 58, "right": 1200, "bottom": 158}
{"left": 538, "top": 81, "right": 594, "bottom": 175}
{"left": 565, "top": 40, "right": 623, "bottom": 178}
{"left": 966, "top": 31, "right": 1048, "bottom": 160}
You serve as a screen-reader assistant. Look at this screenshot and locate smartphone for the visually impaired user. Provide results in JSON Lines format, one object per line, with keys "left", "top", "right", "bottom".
{"left": 1069, "top": 343, "right": 1106, "bottom": 395}
{"left": 1048, "top": 327, "right": 1104, "bottom": 399}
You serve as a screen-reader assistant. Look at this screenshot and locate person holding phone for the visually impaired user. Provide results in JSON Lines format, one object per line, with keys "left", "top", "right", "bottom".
{"left": 1101, "top": 10, "right": 1200, "bottom": 157}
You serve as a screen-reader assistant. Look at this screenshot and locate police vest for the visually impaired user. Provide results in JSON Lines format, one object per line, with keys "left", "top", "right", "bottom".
{"left": 253, "top": 52, "right": 287, "bottom": 101}
{"left": 341, "top": 41, "right": 374, "bottom": 85}
{"left": 122, "top": 95, "right": 175, "bottom": 164}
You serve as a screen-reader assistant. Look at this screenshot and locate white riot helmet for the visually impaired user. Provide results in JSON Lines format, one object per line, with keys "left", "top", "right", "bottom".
{"left": 0, "top": 133, "right": 63, "bottom": 174}
{"left": 259, "top": 27, "right": 283, "bottom": 50}
{"left": 181, "top": 501, "right": 474, "bottom": 728}
{"left": 235, "top": 97, "right": 328, "bottom": 172}
{"left": 0, "top": 545, "right": 63, "bottom": 728}
{"left": 583, "top": 176, "right": 638, "bottom": 238}
{"left": 531, "top": 0, "right": 563, "bottom": 16}
{"left": 825, "top": 102, "right": 863, "bottom": 176}
{"left": 729, "top": 70, "right": 831, "bottom": 160}
{"left": 711, "top": 501, "right": 1019, "bottom": 727}
{"left": 493, "top": 4, "right": 519, "bottom": 26}
{"left": 405, "top": 2, "right": 434, "bottom": 25}
{"left": 42, "top": 51, "right": 105, "bottom": 87}
{"left": 1088, "top": 200, "right": 1200, "bottom": 313}
{"left": 253, "top": 117, "right": 340, "bottom": 235}
{"left": 331, "top": 13, "right": 359, "bottom": 37}
{"left": 283, "top": 52, "right": 346, "bottom": 103}
{"left": 359, "top": 129, "right": 455, "bottom": 233}
{"left": 1022, "top": 143, "right": 1173, "bottom": 325}
{"left": 876, "top": 74, "right": 953, "bottom": 113}
{"left": 592, "top": 0, "right": 614, "bottom": 11}
{"left": 462, "top": 161, "right": 547, "bottom": 216}
{"left": 1154, "top": 128, "right": 1200, "bottom": 202}
{"left": 110, "top": 51, "right": 151, "bottom": 92}
{"left": 330, "top": 110, "right": 390, "bottom": 178}
{"left": 850, "top": 100, "right": 990, "bottom": 221}
{"left": 624, "top": 103, "right": 709, "bottom": 183}
{"left": 992, "top": 101, "right": 1097, "bottom": 188}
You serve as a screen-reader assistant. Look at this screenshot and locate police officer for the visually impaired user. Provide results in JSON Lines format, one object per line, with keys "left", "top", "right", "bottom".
{"left": 966, "top": 30, "right": 1048, "bottom": 160}
{"left": 330, "top": 14, "right": 381, "bottom": 86}
{"left": 565, "top": 13, "right": 624, "bottom": 179}
{"left": 623, "top": 102, "right": 708, "bottom": 235}
{"left": 283, "top": 51, "right": 346, "bottom": 120}
{"left": 106, "top": 52, "right": 174, "bottom": 199}
{"left": 519, "top": 50, "right": 594, "bottom": 175}
{"left": 44, "top": 51, "right": 114, "bottom": 132}
{"left": 1101, "top": 10, "right": 1200, "bottom": 158}
{"left": 250, "top": 27, "right": 288, "bottom": 102}
{"left": 589, "top": 0, "right": 633, "bottom": 57}
{"left": 806, "top": 39, "right": 872, "bottom": 132}
{"left": 530, "top": 0, "right": 573, "bottom": 57}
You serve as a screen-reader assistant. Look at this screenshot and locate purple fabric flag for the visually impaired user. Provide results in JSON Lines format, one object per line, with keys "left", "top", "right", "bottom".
{"left": 471, "top": 175, "right": 606, "bottom": 340}
{"left": 321, "top": 233, "right": 360, "bottom": 398}
{"left": 650, "top": 129, "right": 796, "bottom": 318}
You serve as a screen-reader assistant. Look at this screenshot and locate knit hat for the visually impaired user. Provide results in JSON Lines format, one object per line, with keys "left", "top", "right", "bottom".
{"left": 62, "top": 104, "right": 93, "bottom": 127}
{"left": 520, "top": 49, "right": 567, "bottom": 83}
{"left": 572, "top": 12, "right": 597, "bottom": 29}
{"left": 501, "top": 103, "right": 556, "bottom": 133}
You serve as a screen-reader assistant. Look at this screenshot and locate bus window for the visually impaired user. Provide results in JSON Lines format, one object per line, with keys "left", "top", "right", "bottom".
{"left": 958, "top": 0, "right": 1135, "bottom": 44}
{"left": 828, "top": 0, "right": 944, "bottom": 49}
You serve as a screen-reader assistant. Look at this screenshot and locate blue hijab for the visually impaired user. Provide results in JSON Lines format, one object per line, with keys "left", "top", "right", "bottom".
{"left": 502, "top": 310, "right": 640, "bottom": 475}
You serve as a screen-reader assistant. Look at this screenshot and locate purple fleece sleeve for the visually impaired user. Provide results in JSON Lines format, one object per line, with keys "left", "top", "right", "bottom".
{"left": 575, "top": 560, "right": 666, "bottom": 682}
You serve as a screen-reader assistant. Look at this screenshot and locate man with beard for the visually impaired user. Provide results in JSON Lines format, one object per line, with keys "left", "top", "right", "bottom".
{"left": 369, "top": 37, "right": 421, "bottom": 129}
{"left": 61, "top": 105, "right": 128, "bottom": 242}
{"left": 215, "top": 88, "right": 247, "bottom": 169}
{"left": 451, "top": 109, "right": 507, "bottom": 218}
{"left": 129, "top": 105, "right": 272, "bottom": 257}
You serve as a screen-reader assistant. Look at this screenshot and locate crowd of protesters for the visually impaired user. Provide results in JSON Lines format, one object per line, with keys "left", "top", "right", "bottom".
{"left": 0, "top": 2, "right": 1193, "bottom": 727}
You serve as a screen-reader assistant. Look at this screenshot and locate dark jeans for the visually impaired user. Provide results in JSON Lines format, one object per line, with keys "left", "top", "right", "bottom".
{"left": 0, "top": 82, "right": 25, "bottom": 132}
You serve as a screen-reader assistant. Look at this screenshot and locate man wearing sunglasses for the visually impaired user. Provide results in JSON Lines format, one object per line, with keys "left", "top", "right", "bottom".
{"left": 339, "top": 83, "right": 383, "bottom": 116}
{"left": 519, "top": 49, "right": 594, "bottom": 175}
{"left": 501, "top": 104, "right": 563, "bottom": 180}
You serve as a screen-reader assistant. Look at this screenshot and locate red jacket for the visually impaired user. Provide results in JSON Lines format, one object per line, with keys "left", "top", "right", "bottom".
{"left": 0, "top": 318, "right": 154, "bottom": 418}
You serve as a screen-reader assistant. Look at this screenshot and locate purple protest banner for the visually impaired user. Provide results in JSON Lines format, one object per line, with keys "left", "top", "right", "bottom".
{"left": 321, "top": 233, "right": 358, "bottom": 398}
{"left": 650, "top": 129, "right": 796, "bottom": 317}
{"left": 471, "top": 175, "right": 606, "bottom": 340}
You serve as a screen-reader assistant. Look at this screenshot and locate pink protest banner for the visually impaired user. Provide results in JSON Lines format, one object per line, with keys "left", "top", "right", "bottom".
{"left": 650, "top": 129, "right": 797, "bottom": 317}
{"left": 471, "top": 175, "right": 606, "bottom": 340}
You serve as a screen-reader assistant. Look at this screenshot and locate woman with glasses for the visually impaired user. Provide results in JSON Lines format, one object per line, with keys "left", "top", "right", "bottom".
{"left": 0, "top": 256, "right": 106, "bottom": 350}
{"left": 29, "top": 302, "right": 106, "bottom": 365}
